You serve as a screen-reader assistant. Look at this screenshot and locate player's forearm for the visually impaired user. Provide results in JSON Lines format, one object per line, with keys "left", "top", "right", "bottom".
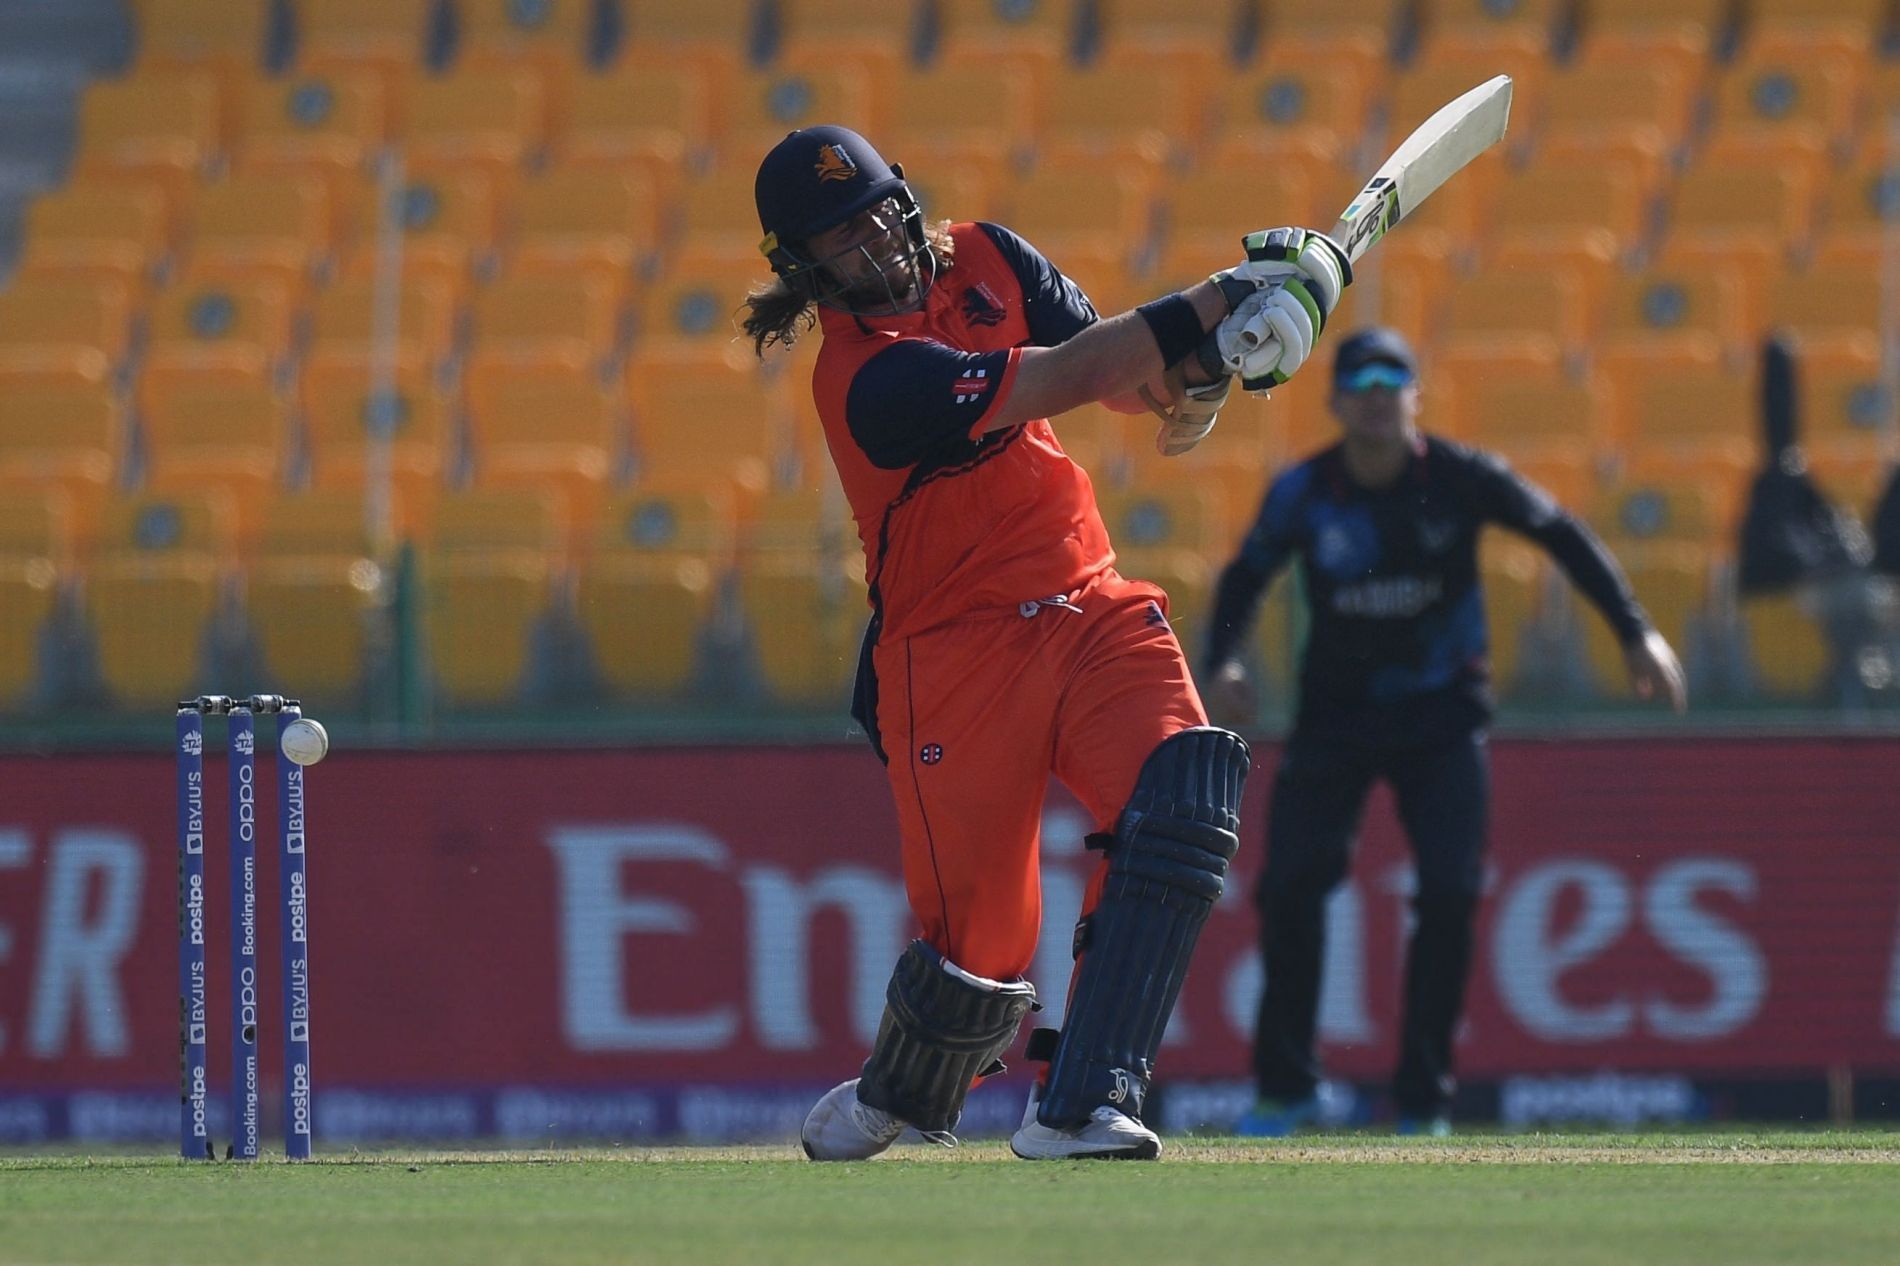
{"left": 984, "top": 280, "right": 1228, "bottom": 430}
{"left": 1537, "top": 517, "right": 1651, "bottom": 643}
{"left": 1203, "top": 558, "right": 1273, "bottom": 671}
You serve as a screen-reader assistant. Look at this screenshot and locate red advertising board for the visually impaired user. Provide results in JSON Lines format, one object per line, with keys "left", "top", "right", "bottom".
{"left": 0, "top": 737, "right": 1897, "bottom": 1140}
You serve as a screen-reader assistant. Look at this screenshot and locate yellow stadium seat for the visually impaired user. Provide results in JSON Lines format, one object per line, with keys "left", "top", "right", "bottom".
{"left": 627, "top": 350, "right": 789, "bottom": 491}
{"left": 85, "top": 551, "right": 223, "bottom": 705}
{"left": 510, "top": 166, "right": 660, "bottom": 274}
{"left": 308, "top": 273, "right": 461, "bottom": 365}
{"left": 1652, "top": 239, "right": 1773, "bottom": 338}
{"left": 675, "top": 165, "right": 780, "bottom": 259}
{"left": 558, "top": 62, "right": 711, "bottom": 170}
{"left": 1666, "top": 151, "right": 1819, "bottom": 261}
{"left": 0, "top": 487, "right": 74, "bottom": 565}
{"left": 0, "top": 373, "right": 123, "bottom": 551}
{"left": 300, "top": 349, "right": 450, "bottom": 514}
{"left": 1621, "top": 446, "right": 1751, "bottom": 536}
{"left": 1094, "top": 0, "right": 1253, "bottom": 57}
{"left": 17, "top": 183, "right": 171, "bottom": 293}
{"left": 994, "top": 151, "right": 1155, "bottom": 267}
{"left": 1576, "top": 0, "right": 1728, "bottom": 49}
{"left": 1765, "top": 260, "right": 1883, "bottom": 347}
{"left": 133, "top": 0, "right": 271, "bottom": 69}
{"left": 1745, "top": 0, "right": 1888, "bottom": 49}
{"left": 1808, "top": 450, "right": 1893, "bottom": 520}
{"left": 1598, "top": 345, "right": 1755, "bottom": 463}
{"left": 1439, "top": 261, "right": 1591, "bottom": 361}
{"left": 296, "top": 0, "right": 434, "bottom": 70}
{"left": 234, "top": 70, "right": 386, "bottom": 170}
{"left": 1035, "top": 49, "right": 1209, "bottom": 165}
{"left": 1709, "top": 50, "right": 1860, "bottom": 157}
{"left": 471, "top": 271, "right": 625, "bottom": 364}
{"left": 638, "top": 254, "right": 768, "bottom": 353}
{"left": 882, "top": 50, "right": 1041, "bottom": 161}
{"left": 1246, "top": 566, "right": 1302, "bottom": 702}
{"left": 746, "top": 481, "right": 850, "bottom": 555}
{"left": 1790, "top": 335, "right": 1892, "bottom": 460}
{"left": 97, "top": 490, "right": 239, "bottom": 558}
{"left": 0, "top": 277, "right": 133, "bottom": 374}
{"left": 933, "top": 0, "right": 1077, "bottom": 60}
{"left": 576, "top": 551, "right": 717, "bottom": 696}
{"left": 0, "top": 557, "right": 59, "bottom": 707}
{"left": 618, "top": 0, "right": 760, "bottom": 53}
{"left": 144, "top": 275, "right": 295, "bottom": 374}
{"left": 1434, "top": 354, "right": 1606, "bottom": 464}
{"left": 1537, "top": 59, "right": 1694, "bottom": 162}
{"left": 1263, "top": 0, "right": 1403, "bottom": 50}
{"left": 255, "top": 488, "right": 382, "bottom": 558}
{"left": 182, "top": 170, "right": 332, "bottom": 283}
{"left": 719, "top": 53, "right": 880, "bottom": 163}
{"left": 136, "top": 361, "right": 287, "bottom": 545}
{"left": 1737, "top": 591, "right": 1832, "bottom": 699}
{"left": 463, "top": 353, "right": 625, "bottom": 545}
{"left": 1097, "top": 483, "right": 1227, "bottom": 643}
{"left": 334, "top": 165, "right": 499, "bottom": 279}
{"left": 421, "top": 546, "right": 556, "bottom": 705}
{"left": 1047, "top": 402, "right": 1133, "bottom": 476}
{"left": 404, "top": 66, "right": 547, "bottom": 177}
{"left": 778, "top": 0, "right": 926, "bottom": 54}
{"left": 1481, "top": 534, "right": 1548, "bottom": 700}
{"left": 874, "top": 139, "right": 1008, "bottom": 226}
{"left": 1816, "top": 152, "right": 1900, "bottom": 259}
{"left": 1580, "top": 540, "right": 1709, "bottom": 697}
{"left": 246, "top": 551, "right": 382, "bottom": 702}
{"left": 1424, "top": 0, "right": 1563, "bottom": 48}
{"left": 73, "top": 71, "right": 220, "bottom": 191}
{"left": 736, "top": 550, "right": 865, "bottom": 706}
{"left": 1599, "top": 262, "right": 1752, "bottom": 363}
{"left": 428, "top": 487, "right": 565, "bottom": 552}
{"left": 1590, "top": 478, "right": 1723, "bottom": 546}
{"left": 456, "top": 0, "right": 595, "bottom": 65}
{"left": 1504, "top": 451, "right": 1595, "bottom": 517}
{"left": 1210, "top": 45, "right": 1379, "bottom": 163}
{"left": 1489, "top": 155, "right": 1652, "bottom": 264}
{"left": 598, "top": 480, "right": 740, "bottom": 558}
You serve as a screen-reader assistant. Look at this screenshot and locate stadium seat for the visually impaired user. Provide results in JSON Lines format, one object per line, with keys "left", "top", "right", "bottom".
{"left": 626, "top": 350, "right": 788, "bottom": 491}
{"left": 1094, "top": 0, "right": 1254, "bottom": 59}
{"left": 334, "top": 165, "right": 499, "bottom": 280}
{"left": 16, "top": 182, "right": 171, "bottom": 292}
{"left": 932, "top": 0, "right": 1077, "bottom": 62}
{"left": 877, "top": 52, "right": 1039, "bottom": 164}
{"left": 0, "top": 373, "right": 122, "bottom": 552}
{"left": 510, "top": 165, "right": 660, "bottom": 275}
{"left": 1580, "top": 540, "right": 1709, "bottom": 697}
{"left": 0, "top": 556, "right": 59, "bottom": 708}
{"left": 233, "top": 70, "right": 386, "bottom": 173}
{"left": 471, "top": 270, "right": 625, "bottom": 365}
{"left": 1815, "top": 151, "right": 1900, "bottom": 264}
{"left": 1488, "top": 155, "right": 1653, "bottom": 265}
{"left": 403, "top": 66, "right": 547, "bottom": 177}
{"left": 637, "top": 254, "right": 769, "bottom": 354}
{"left": 1481, "top": 535, "right": 1548, "bottom": 700}
{"left": 1598, "top": 344, "right": 1756, "bottom": 463}
{"left": 1047, "top": 402, "right": 1132, "bottom": 476}
{"left": 245, "top": 550, "right": 382, "bottom": 702}
{"left": 1764, "top": 260, "right": 1883, "bottom": 348}
{"left": 84, "top": 551, "right": 224, "bottom": 706}
{"left": 1261, "top": 0, "right": 1404, "bottom": 53}
{"left": 179, "top": 170, "right": 331, "bottom": 288}
{"left": 1435, "top": 354, "right": 1608, "bottom": 465}
{"left": 1621, "top": 446, "right": 1751, "bottom": 535}
{"left": 72, "top": 71, "right": 220, "bottom": 196}
{"left": 735, "top": 550, "right": 865, "bottom": 705}
{"left": 777, "top": 0, "right": 926, "bottom": 58}
{"left": 617, "top": 0, "right": 762, "bottom": 57}
{"left": 746, "top": 481, "right": 848, "bottom": 555}
{"left": 1599, "top": 262, "right": 1753, "bottom": 364}
{"left": 97, "top": 489, "right": 239, "bottom": 558}
{"left": 132, "top": 0, "right": 271, "bottom": 72}
{"left": 1115, "top": 440, "right": 1255, "bottom": 546}
{"left": 993, "top": 151, "right": 1156, "bottom": 268}
{"left": 144, "top": 275, "right": 295, "bottom": 374}
{"left": 1742, "top": 0, "right": 1888, "bottom": 51}
{"left": 0, "top": 487, "right": 74, "bottom": 565}
{"left": 420, "top": 544, "right": 557, "bottom": 705}
{"left": 1737, "top": 591, "right": 1832, "bottom": 699}
{"left": 136, "top": 360, "right": 287, "bottom": 544}
{"left": 1035, "top": 49, "right": 1210, "bottom": 166}
{"left": 1708, "top": 50, "right": 1860, "bottom": 158}
{"left": 576, "top": 550, "right": 718, "bottom": 696}
{"left": 1097, "top": 482, "right": 1225, "bottom": 638}
{"left": 0, "top": 276, "right": 133, "bottom": 375}
{"left": 719, "top": 52, "right": 881, "bottom": 164}
{"left": 1664, "top": 154, "right": 1818, "bottom": 263}
{"left": 463, "top": 352, "right": 626, "bottom": 545}
{"left": 1789, "top": 335, "right": 1891, "bottom": 462}
{"left": 1590, "top": 479, "right": 1723, "bottom": 546}
{"left": 1536, "top": 60, "right": 1694, "bottom": 164}
{"left": 308, "top": 273, "right": 461, "bottom": 366}
{"left": 557, "top": 61, "right": 710, "bottom": 172}
{"left": 1210, "top": 44, "right": 1379, "bottom": 163}
{"left": 675, "top": 165, "right": 783, "bottom": 260}
{"left": 295, "top": 0, "right": 435, "bottom": 72}
{"left": 1439, "top": 261, "right": 1591, "bottom": 362}
{"left": 1422, "top": 0, "right": 1563, "bottom": 51}
{"left": 456, "top": 0, "right": 597, "bottom": 68}
{"left": 300, "top": 349, "right": 450, "bottom": 516}
{"left": 1574, "top": 0, "right": 1729, "bottom": 52}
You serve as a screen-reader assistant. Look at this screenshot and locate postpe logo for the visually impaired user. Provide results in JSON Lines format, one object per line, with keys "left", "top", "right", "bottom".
{"left": 814, "top": 142, "right": 857, "bottom": 183}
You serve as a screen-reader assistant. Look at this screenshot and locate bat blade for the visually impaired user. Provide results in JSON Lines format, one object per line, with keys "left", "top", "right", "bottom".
{"left": 1331, "top": 74, "right": 1514, "bottom": 264}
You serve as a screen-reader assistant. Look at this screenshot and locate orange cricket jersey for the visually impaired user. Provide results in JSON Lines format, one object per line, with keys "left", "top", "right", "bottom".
{"left": 810, "top": 221, "right": 1116, "bottom": 641}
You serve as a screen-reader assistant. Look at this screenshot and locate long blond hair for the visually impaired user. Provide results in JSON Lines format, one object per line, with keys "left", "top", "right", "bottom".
{"left": 742, "top": 219, "right": 957, "bottom": 358}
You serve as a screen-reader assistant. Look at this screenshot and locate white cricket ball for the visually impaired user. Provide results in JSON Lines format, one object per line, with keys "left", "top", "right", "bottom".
{"left": 280, "top": 717, "right": 329, "bottom": 766}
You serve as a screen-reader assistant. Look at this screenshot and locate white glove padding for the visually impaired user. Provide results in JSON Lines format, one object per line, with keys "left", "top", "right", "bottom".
{"left": 1223, "top": 226, "right": 1351, "bottom": 320}
{"left": 1208, "top": 284, "right": 1317, "bottom": 389}
{"left": 1142, "top": 373, "right": 1232, "bottom": 457}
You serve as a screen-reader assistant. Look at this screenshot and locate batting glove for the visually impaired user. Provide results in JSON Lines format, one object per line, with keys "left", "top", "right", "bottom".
{"left": 1220, "top": 227, "right": 1352, "bottom": 320}
{"left": 1199, "top": 283, "right": 1321, "bottom": 390}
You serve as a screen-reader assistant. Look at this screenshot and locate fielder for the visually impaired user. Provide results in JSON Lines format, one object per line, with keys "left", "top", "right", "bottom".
{"left": 744, "top": 125, "right": 1348, "bottom": 1160}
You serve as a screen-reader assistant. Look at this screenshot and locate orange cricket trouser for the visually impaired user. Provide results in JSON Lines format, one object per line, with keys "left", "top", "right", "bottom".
{"left": 872, "top": 569, "right": 1209, "bottom": 982}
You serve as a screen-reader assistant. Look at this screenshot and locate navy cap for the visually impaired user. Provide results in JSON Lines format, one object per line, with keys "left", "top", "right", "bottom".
{"left": 1332, "top": 327, "right": 1418, "bottom": 385}
{"left": 755, "top": 125, "right": 908, "bottom": 249}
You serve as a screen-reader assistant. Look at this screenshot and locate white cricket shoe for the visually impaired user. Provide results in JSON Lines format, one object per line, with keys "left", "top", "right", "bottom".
{"left": 1010, "top": 1084, "right": 1161, "bottom": 1161}
{"left": 800, "top": 1079, "right": 905, "bottom": 1161}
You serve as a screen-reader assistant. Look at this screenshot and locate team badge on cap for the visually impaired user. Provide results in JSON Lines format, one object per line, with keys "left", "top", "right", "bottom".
{"left": 814, "top": 142, "right": 858, "bottom": 182}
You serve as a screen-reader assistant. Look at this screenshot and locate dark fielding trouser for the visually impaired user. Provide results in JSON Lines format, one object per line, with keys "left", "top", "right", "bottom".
{"left": 1251, "top": 720, "right": 1489, "bottom": 1118}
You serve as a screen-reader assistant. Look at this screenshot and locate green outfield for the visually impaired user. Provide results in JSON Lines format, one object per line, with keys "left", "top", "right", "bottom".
{"left": 5, "top": 1133, "right": 1899, "bottom": 1266}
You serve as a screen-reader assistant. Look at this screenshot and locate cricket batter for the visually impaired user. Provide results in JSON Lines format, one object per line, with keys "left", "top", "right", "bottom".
{"left": 744, "top": 125, "right": 1349, "bottom": 1160}
{"left": 1204, "top": 328, "right": 1688, "bottom": 1135}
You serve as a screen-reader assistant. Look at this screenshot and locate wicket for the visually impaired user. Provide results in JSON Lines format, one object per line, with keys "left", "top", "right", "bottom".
{"left": 176, "top": 693, "right": 315, "bottom": 1161}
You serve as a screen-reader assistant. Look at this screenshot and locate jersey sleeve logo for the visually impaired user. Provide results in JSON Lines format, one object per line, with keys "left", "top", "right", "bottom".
{"left": 953, "top": 366, "right": 992, "bottom": 404}
{"left": 815, "top": 143, "right": 859, "bottom": 182}
{"left": 959, "top": 282, "right": 1006, "bottom": 326}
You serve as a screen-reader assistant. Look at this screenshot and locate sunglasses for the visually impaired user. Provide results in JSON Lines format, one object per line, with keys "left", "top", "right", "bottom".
{"left": 1336, "top": 363, "right": 1415, "bottom": 393}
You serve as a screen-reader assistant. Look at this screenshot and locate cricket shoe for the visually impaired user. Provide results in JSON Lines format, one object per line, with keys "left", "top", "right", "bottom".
{"left": 1010, "top": 1084, "right": 1161, "bottom": 1161}
{"left": 1233, "top": 1095, "right": 1321, "bottom": 1138}
{"left": 800, "top": 1079, "right": 904, "bottom": 1161}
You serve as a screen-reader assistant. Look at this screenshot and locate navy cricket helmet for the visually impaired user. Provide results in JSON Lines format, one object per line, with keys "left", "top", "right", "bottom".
{"left": 755, "top": 125, "right": 937, "bottom": 316}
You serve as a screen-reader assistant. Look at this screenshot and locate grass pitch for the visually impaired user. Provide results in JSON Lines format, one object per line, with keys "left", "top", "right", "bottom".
{"left": 4, "top": 1133, "right": 1898, "bottom": 1265}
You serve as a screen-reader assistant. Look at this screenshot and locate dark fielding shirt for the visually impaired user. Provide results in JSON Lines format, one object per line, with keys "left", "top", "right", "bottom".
{"left": 1205, "top": 435, "right": 1651, "bottom": 722}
